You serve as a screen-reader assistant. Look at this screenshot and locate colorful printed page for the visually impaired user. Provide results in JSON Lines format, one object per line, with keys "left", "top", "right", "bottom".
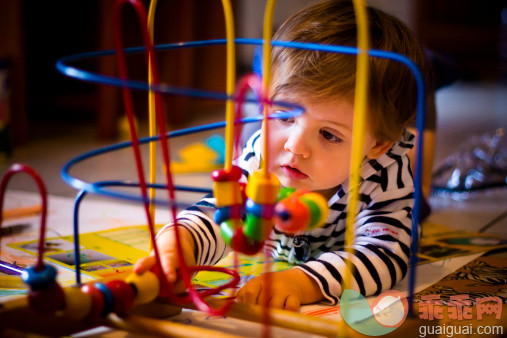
{"left": 3, "top": 222, "right": 506, "bottom": 304}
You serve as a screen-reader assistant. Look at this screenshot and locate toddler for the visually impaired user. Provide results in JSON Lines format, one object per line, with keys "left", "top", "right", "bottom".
{"left": 135, "top": 0, "right": 428, "bottom": 311}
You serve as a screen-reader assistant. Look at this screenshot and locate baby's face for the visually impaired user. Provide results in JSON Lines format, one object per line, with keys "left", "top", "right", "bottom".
{"left": 266, "top": 93, "right": 376, "bottom": 199}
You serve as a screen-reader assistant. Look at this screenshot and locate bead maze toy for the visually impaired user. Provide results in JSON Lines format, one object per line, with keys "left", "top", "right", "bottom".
{"left": 0, "top": 0, "right": 427, "bottom": 336}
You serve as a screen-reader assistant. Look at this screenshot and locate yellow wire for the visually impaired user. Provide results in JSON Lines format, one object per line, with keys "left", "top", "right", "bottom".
{"left": 147, "top": 0, "right": 158, "bottom": 250}
{"left": 338, "top": 1, "right": 369, "bottom": 336}
{"left": 261, "top": 0, "right": 277, "bottom": 176}
{"left": 222, "top": 0, "right": 236, "bottom": 171}
{"left": 343, "top": 0, "right": 370, "bottom": 301}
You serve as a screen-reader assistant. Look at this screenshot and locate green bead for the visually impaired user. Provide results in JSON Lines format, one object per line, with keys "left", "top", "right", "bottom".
{"left": 244, "top": 215, "right": 264, "bottom": 242}
{"left": 301, "top": 197, "right": 321, "bottom": 228}
{"left": 277, "top": 187, "right": 296, "bottom": 201}
{"left": 220, "top": 220, "right": 236, "bottom": 245}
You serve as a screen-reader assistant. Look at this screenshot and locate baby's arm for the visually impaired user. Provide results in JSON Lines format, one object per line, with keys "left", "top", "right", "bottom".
{"left": 134, "top": 226, "right": 196, "bottom": 294}
{"left": 298, "top": 186, "right": 415, "bottom": 304}
{"left": 133, "top": 192, "right": 231, "bottom": 293}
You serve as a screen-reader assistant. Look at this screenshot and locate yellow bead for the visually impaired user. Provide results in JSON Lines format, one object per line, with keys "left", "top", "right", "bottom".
{"left": 61, "top": 285, "right": 93, "bottom": 320}
{"left": 125, "top": 271, "right": 160, "bottom": 304}
{"left": 213, "top": 181, "right": 243, "bottom": 207}
{"left": 301, "top": 192, "right": 328, "bottom": 228}
{"left": 246, "top": 171, "right": 280, "bottom": 204}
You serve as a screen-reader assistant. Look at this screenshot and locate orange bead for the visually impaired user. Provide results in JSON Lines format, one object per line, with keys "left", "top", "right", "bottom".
{"left": 274, "top": 198, "right": 310, "bottom": 234}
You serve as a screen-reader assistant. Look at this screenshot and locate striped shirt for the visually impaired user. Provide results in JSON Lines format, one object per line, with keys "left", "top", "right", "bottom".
{"left": 169, "top": 129, "right": 416, "bottom": 305}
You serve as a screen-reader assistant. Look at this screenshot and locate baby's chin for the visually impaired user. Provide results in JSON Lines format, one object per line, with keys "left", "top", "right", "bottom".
{"left": 277, "top": 175, "right": 313, "bottom": 191}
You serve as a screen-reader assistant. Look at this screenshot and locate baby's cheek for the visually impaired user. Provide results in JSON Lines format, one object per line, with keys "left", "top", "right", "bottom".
{"left": 314, "top": 160, "right": 348, "bottom": 187}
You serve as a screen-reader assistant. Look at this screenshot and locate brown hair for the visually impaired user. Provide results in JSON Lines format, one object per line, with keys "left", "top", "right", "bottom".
{"left": 271, "top": 0, "right": 429, "bottom": 142}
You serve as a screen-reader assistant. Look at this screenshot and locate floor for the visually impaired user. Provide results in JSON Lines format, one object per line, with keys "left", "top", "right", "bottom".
{"left": 0, "top": 80, "right": 506, "bottom": 234}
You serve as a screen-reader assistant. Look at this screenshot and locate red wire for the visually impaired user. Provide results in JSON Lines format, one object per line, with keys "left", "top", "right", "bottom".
{"left": 233, "top": 74, "right": 273, "bottom": 333}
{"left": 112, "top": 0, "right": 239, "bottom": 316}
{"left": 233, "top": 74, "right": 265, "bottom": 159}
{"left": 0, "top": 164, "right": 48, "bottom": 271}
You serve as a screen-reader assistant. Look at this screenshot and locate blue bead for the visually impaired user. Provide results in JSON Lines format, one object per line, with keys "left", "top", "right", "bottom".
{"left": 21, "top": 264, "right": 57, "bottom": 290}
{"left": 94, "top": 282, "right": 114, "bottom": 317}
{"left": 245, "top": 199, "right": 262, "bottom": 217}
{"left": 214, "top": 207, "right": 230, "bottom": 224}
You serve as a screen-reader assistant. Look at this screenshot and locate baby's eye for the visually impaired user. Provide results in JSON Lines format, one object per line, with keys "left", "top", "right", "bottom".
{"left": 278, "top": 116, "right": 295, "bottom": 124}
{"left": 320, "top": 129, "right": 342, "bottom": 143}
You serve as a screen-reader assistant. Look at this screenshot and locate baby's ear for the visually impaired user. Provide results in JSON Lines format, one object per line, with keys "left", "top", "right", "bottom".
{"left": 366, "top": 140, "right": 393, "bottom": 159}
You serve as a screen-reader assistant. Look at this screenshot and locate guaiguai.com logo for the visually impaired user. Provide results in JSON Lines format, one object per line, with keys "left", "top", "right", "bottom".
{"left": 340, "top": 289, "right": 409, "bottom": 336}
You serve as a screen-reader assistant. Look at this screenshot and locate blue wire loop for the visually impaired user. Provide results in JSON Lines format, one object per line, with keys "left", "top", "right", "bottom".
{"left": 58, "top": 38, "right": 425, "bottom": 303}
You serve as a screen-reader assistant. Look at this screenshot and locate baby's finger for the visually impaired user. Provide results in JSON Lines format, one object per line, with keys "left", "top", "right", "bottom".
{"left": 284, "top": 294, "right": 301, "bottom": 312}
{"left": 238, "top": 281, "right": 261, "bottom": 304}
{"left": 268, "top": 294, "right": 286, "bottom": 309}
{"left": 256, "top": 285, "right": 271, "bottom": 307}
{"left": 133, "top": 255, "right": 156, "bottom": 274}
{"left": 159, "top": 251, "right": 181, "bottom": 283}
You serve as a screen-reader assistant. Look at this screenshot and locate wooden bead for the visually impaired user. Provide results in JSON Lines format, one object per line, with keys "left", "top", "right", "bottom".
{"left": 94, "top": 282, "right": 114, "bottom": 317}
{"left": 277, "top": 186, "right": 297, "bottom": 201}
{"left": 211, "top": 166, "right": 242, "bottom": 182}
{"left": 213, "top": 181, "right": 243, "bottom": 207}
{"left": 61, "top": 284, "right": 93, "bottom": 320}
{"left": 303, "top": 197, "right": 321, "bottom": 228}
{"left": 213, "top": 205, "right": 243, "bottom": 224}
{"left": 301, "top": 192, "right": 328, "bottom": 229}
{"left": 245, "top": 171, "right": 280, "bottom": 204}
{"left": 125, "top": 271, "right": 160, "bottom": 304}
{"left": 244, "top": 214, "right": 272, "bottom": 242}
{"left": 245, "top": 198, "right": 262, "bottom": 217}
{"left": 21, "top": 264, "right": 57, "bottom": 290}
{"left": 232, "top": 228, "right": 264, "bottom": 255}
{"left": 28, "top": 281, "right": 65, "bottom": 315}
{"left": 220, "top": 219, "right": 241, "bottom": 246}
{"left": 239, "top": 182, "right": 247, "bottom": 201}
{"left": 81, "top": 283, "right": 105, "bottom": 319}
{"left": 106, "top": 280, "right": 135, "bottom": 316}
{"left": 274, "top": 198, "right": 310, "bottom": 233}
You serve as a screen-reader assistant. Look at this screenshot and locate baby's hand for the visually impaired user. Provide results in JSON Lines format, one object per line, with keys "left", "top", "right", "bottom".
{"left": 236, "top": 268, "right": 323, "bottom": 311}
{"left": 134, "top": 226, "right": 196, "bottom": 294}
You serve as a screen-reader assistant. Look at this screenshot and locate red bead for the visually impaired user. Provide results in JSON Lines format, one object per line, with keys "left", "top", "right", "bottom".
{"left": 106, "top": 280, "right": 135, "bottom": 316}
{"left": 81, "top": 283, "right": 105, "bottom": 320}
{"left": 232, "top": 229, "right": 264, "bottom": 255}
{"left": 239, "top": 182, "right": 248, "bottom": 201}
{"left": 211, "top": 166, "right": 243, "bottom": 181}
{"left": 28, "top": 281, "right": 65, "bottom": 315}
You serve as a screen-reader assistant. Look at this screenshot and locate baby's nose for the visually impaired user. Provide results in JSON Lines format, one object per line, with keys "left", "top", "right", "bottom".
{"left": 284, "top": 130, "right": 310, "bottom": 158}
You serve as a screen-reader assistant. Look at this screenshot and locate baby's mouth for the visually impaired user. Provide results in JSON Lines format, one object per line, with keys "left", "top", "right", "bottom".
{"left": 281, "top": 165, "right": 308, "bottom": 180}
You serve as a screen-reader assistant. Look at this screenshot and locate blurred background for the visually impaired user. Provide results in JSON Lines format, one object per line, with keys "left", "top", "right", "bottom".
{"left": 0, "top": 0, "right": 505, "bottom": 199}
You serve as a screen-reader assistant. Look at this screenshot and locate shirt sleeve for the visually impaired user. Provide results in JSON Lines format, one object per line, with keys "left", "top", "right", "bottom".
{"left": 295, "top": 185, "right": 415, "bottom": 305}
{"left": 157, "top": 130, "right": 262, "bottom": 266}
